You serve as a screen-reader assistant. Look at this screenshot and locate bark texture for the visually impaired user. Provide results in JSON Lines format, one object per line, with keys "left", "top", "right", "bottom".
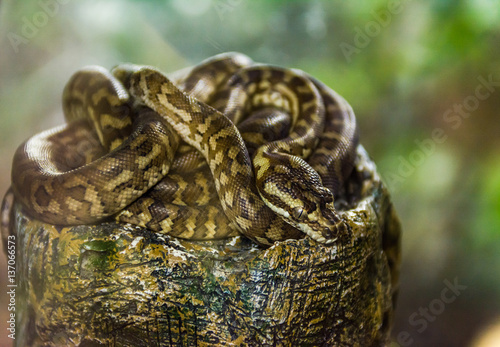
{"left": 8, "top": 146, "right": 401, "bottom": 346}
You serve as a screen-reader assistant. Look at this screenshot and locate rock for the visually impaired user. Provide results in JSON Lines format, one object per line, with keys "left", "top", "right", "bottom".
{"left": 7, "top": 146, "right": 400, "bottom": 346}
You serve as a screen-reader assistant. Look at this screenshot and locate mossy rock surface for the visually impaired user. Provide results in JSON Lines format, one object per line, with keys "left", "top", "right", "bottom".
{"left": 8, "top": 146, "right": 400, "bottom": 346}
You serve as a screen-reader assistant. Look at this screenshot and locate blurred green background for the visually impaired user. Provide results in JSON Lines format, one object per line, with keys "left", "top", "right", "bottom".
{"left": 0, "top": 0, "right": 499, "bottom": 346}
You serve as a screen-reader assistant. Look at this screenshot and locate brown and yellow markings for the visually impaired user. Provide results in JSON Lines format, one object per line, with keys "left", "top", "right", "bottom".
{"left": 5, "top": 52, "right": 358, "bottom": 248}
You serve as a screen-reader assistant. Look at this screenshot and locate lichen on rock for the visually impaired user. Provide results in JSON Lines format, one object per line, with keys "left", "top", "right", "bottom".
{"left": 9, "top": 146, "right": 400, "bottom": 346}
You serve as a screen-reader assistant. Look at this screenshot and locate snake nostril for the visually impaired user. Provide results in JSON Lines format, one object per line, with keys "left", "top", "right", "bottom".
{"left": 12, "top": 54, "right": 358, "bottom": 247}
{"left": 322, "top": 226, "right": 335, "bottom": 239}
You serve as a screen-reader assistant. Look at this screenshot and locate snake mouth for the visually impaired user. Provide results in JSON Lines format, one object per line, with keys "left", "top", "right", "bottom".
{"left": 11, "top": 53, "right": 358, "bottom": 247}
{"left": 311, "top": 206, "right": 349, "bottom": 244}
{"left": 297, "top": 220, "right": 339, "bottom": 245}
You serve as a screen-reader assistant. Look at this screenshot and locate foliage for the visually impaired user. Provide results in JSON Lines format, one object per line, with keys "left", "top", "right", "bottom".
{"left": 0, "top": 0, "right": 499, "bottom": 345}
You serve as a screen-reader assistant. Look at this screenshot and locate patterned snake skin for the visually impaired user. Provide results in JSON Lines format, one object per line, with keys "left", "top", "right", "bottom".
{"left": 3, "top": 53, "right": 358, "bottom": 247}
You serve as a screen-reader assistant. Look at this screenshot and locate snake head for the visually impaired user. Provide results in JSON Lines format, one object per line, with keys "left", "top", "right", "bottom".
{"left": 289, "top": 182, "right": 348, "bottom": 244}
{"left": 257, "top": 155, "right": 349, "bottom": 244}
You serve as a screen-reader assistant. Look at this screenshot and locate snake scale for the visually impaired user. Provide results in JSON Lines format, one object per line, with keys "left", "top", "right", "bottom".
{"left": 3, "top": 53, "right": 358, "bottom": 247}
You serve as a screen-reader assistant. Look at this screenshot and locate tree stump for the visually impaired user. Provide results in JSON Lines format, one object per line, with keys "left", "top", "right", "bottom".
{"left": 6, "top": 146, "right": 400, "bottom": 346}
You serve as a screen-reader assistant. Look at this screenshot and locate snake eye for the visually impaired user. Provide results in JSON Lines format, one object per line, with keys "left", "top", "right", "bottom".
{"left": 291, "top": 206, "right": 306, "bottom": 221}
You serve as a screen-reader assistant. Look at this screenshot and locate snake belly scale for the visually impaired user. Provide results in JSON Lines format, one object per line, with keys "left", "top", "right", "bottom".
{"left": 4, "top": 53, "right": 358, "bottom": 247}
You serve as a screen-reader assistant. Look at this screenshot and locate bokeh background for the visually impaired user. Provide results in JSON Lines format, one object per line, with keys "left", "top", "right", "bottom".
{"left": 0, "top": 0, "right": 499, "bottom": 346}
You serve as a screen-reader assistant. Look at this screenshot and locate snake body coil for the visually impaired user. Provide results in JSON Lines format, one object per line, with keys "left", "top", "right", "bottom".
{"left": 5, "top": 53, "right": 358, "bottom": 246}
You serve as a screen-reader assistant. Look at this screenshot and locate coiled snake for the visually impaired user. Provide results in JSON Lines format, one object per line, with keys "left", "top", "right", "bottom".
{"left": 4, "top": 53, "right": 358, "bottom": 247}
